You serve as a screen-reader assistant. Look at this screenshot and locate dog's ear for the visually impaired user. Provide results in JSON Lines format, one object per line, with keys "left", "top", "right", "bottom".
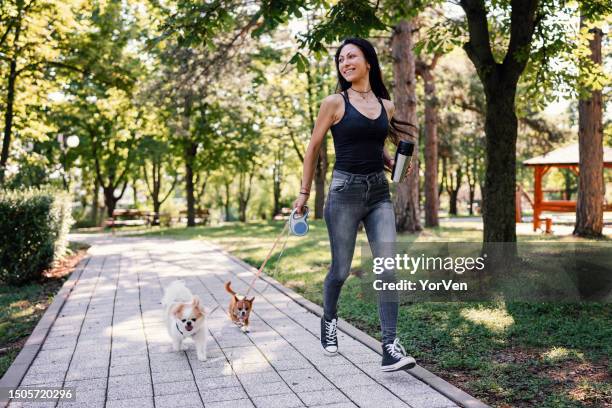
{"left": 192, "top": 295, "right": 201, "bottom": 308}
{"left": 172, "top": 303, "right": 185, "bottom": 318}
{"left": 248, "top": 297, "right": 255, "bottom": 303}
{"left": 192, "top": 296, "right": 205, "bottom": 317}
{"left": 233, "top": 294, "right": 240, "bottom": 301}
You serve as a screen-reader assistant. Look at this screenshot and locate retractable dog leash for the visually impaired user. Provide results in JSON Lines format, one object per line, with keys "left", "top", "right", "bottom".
{"left": 289, "top": 205, "right": 310, "bottom": 236}
{"left": 244, "top": 206, "right": 309, "bottom": 297}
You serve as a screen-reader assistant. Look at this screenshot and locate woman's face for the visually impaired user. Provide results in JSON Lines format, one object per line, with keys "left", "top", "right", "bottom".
{"left": 338, "top": 44, "right": 369, "bottom": 83}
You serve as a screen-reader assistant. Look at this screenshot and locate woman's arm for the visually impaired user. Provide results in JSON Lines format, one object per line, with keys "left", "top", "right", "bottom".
{"left": 293, "top": 95, "right": 338, "bottom": 214}
{"left": 383, "top": 101, "right": 397, "bottom": 172}
{"left": 383, "top": 148, "right": 394, "bottom": 173}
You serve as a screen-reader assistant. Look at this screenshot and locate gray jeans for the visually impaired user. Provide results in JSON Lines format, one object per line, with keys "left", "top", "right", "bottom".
{"left": 323, "top": 168, "right": 399, "bottom": 344}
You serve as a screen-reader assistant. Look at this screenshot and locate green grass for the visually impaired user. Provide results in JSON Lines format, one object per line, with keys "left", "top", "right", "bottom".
{"left": 0, "top": 242, "right": 89, "bottom": 377}
{"left": 131, "top": 219, "right": 611, "bottom": 407}
{"left": 0, "top": 279, "right": 65, "bottom": 376}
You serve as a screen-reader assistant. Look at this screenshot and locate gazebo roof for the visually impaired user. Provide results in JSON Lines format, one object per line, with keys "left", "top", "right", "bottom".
{"left": 523, "top": 142, "right": 612, "bottom": 166}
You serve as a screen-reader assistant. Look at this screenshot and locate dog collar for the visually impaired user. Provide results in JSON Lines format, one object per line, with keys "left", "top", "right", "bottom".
{"left": 176, "top": 322, "right": 184, "bottom": 336}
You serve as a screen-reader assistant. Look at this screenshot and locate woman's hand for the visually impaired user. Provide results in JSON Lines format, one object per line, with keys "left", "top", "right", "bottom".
{"left": 293, "top": 192, "right": 309, "bottom": 215}
{"left": 384, "top": 157, "right": 395, "bottom": 173}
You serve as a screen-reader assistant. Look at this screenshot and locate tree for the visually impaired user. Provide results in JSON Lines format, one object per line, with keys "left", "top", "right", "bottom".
{"left": 228, "top": 113, "right": 263, "bottom": 222}
{"left": 138, "top": 135, "right": 179, "bottom": 225}
{"left": 413, "top": 7, "right": 463, "bottom": 226}
{"left": 89, "top": 92, "right": 141, "bottom": 217}
{"left": 458, "top": 0, "right": 541, "bottom": 250}
{"left": 49, "top": 0, "right": 143, "bottom": 217}
{"left": 256, "top": 0, "right": 427, "bottom": 231}
{"left": 391, "top": 19, "right": 422, "bottom": 231}
{"left": 574, "top": 10, "right": 605, "bottom": 237}
{"left": 416, "top": 53, "right": 441, "bottom": 226}
{"left": 457, "top": 0, "right": 611, "bottom": 249}
{"left": 150, "top": 0, "right": 266, "bottom": 226}
{"left": 0, "top": 0, "right": 84, "bottom": 183}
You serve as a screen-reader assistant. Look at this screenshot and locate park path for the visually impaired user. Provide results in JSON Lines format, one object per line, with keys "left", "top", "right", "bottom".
{"left": 6, "top": 234, "right": 478, "bottom": 408}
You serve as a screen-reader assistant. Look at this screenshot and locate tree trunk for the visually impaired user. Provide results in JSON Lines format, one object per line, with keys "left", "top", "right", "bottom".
{"left": 446, "top": 166, "right": 462, "bottom": 216}
{"left": 101, "top": 178, "right": 128, "bottom": 218}
{"left": 132, "top": 181, "right": 138, "bottom": 208}
{"left": 184, "top": 141, "right": 197, "bottom": 227}
{"left": 91, "top": 176, "right": 99, "bottom": 225}
{"left": 314, "top": 150, "right": 327, "bottom": 219}
{"left": 460, "top": 0, "right": 538, "bottom": 262}
{"left": 153, "top": 200, "right": 161, "bottom": 226}
{"left": 223, "top": 180, "right": 231, "bottom": 221}
{"left": 103, "top": 189, "right": 117, "bottom": 218}
{"left": 272, "top": 147, "right": 282, "bottom": 218}
{"left": 574, "top": 16, "right": 604, "bottom": 237}
{"left": 152, "top": 164, "right": 160, "bottom": 225}
{"left": 478, "top": 182, "right": 485, "bottom": 215}
{"left": 468, "top": 187, "right": 475, "bottom": 215}
{"left": 416, "top": 59, "right": 440, "bottom": 227}
{"left": 0, "top": 10, "right": 22, "bottom": 184}
{"left": 438, "top": 156, "right": 445, "bottom": 199}
{"left": 305, "top": 60, "right": 328, "bottom": 219}
{"left": 467, "top": 157, "right": 478, "bottom": 215}
{"left": 195, "top": 172, "right": 209, "bottom": 213}
{"left": 391, "top": 20, "right": 421, "bottom": 232}
{"left": 0, "top": 57, "right": 18, "bottom": 184}
{"left": 237, "top": 170, "right": 254, "bottom": 222}
{"left": 449, "top": 190, "right": 458, "bottom": 215}
{"left": 482, "top": 86, "right": 518, "bottom": 243}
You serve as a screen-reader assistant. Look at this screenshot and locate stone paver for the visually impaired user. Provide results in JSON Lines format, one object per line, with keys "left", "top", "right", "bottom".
{"left": 3, "top": 235, "right": 474, "bottom": 408}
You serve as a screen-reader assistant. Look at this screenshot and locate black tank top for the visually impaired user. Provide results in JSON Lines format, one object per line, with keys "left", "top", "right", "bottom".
{"left": 330, "top": 90, "right": 389, "bottom": 174}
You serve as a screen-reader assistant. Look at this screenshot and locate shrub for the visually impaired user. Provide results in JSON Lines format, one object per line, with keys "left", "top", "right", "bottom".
{"left": 0, "top": 189, "right": 74, "bottom": 285}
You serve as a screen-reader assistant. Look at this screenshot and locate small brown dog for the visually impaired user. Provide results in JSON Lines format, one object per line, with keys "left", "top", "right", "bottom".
{"left": 224, "top": 281, "right": 255, "bottom": 333}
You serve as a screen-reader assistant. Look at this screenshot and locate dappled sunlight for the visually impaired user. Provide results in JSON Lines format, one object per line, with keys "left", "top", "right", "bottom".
{"left": 9, "top": 305, "right": 38, "bottom": 320}
{"left": 460, "top": 306, "right": 515, "bottom": 333}
{"left": 541, "top": 346, "right": 585, "bottom": 363}
{"left": 104, "top": 317, "right": 153, "bottom": 341}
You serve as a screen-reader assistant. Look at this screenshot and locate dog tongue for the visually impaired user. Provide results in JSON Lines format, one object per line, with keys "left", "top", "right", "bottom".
{"left": 186, "top": 326, "right": 193, "bottom": 331}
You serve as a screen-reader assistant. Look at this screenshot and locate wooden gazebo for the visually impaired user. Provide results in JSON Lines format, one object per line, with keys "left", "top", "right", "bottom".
{"left": 519, "top": 143, "right": 612, "bottom": 231}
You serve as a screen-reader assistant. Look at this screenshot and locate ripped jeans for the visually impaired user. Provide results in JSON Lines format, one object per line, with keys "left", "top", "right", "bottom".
{"left": 323, "top": 168, "right": 399, "bottom": 344}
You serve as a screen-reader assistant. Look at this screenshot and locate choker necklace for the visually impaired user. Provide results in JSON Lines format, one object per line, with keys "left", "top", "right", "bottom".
{"left": 350, "top": 87, "right": 371, "bottom": 100}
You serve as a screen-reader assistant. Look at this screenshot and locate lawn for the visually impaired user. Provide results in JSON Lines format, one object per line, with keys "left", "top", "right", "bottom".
{"left": 131, "top": 219, "right": 611, "bottom": 408}
{"left": 0, "top": 242, "right": 89, "bottom": 377}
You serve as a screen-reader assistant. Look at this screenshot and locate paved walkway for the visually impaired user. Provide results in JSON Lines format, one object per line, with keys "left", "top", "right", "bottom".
{"left": 6, "top": 235, "right": 473, "bottom": 408}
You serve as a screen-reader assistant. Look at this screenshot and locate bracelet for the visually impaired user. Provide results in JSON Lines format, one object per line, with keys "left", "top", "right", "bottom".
{"left": 299, "top": 191, "right": 310, "bottom": 196}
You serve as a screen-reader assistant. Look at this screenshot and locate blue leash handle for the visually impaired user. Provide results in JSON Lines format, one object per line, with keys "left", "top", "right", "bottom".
{"left": 289, "top": 205, "right": 309, "bottom": 236}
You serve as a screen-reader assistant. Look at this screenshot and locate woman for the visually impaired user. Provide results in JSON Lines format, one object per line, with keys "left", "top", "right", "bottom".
{"left": 293, "top": 37, "right": 416, "bottom": 372}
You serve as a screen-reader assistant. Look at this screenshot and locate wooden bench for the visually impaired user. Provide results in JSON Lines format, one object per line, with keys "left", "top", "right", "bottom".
{"left": 178, "top": 208, "right": 210, "bottom": 225}
{"left": 104, "top": 209, "right": 154, "bottom": 230}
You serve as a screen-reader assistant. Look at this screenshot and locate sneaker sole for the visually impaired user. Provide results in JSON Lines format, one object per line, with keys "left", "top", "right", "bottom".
{"left": 381, "top": 358, "right": 416, "bottom": 372}
{"left": 321, "top": 346, "right": 338, "bottom": 356}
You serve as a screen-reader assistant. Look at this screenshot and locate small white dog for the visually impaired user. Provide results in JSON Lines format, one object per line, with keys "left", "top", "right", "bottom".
{"left": 161, "top": 280, "right": 208, "bottom": 361}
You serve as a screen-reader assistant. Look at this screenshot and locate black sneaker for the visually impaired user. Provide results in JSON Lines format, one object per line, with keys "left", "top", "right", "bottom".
{"left": 381, "top": 338, "right": 416, "bottom": 371}
{"left": 320, "top": 316, "right": 338, "bottom": 355}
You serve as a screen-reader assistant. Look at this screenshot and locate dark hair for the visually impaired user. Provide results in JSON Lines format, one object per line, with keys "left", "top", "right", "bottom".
{"left": 334, "top": 37, "right": 416, "bottom": 146}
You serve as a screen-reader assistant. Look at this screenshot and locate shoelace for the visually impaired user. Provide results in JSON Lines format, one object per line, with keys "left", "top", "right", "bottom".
{"left": 325, "top": 319, "right": 338, "bottom": 344}
{"left": 385, "top": 338, "right": 407, "bottom": 359}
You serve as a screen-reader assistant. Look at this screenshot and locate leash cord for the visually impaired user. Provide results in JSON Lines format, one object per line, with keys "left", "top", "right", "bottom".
{"left": 244, "top": 219, "right": 291, "bottom": 297}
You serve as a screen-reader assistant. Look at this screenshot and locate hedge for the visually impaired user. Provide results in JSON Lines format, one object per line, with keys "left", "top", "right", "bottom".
{"left": 0, "top": 189, "right": 74, "bottom": 285}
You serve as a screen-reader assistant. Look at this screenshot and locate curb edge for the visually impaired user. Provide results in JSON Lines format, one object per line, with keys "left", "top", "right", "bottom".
{"left": 0, "top": 256, "right": 90, "bottom": 408}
